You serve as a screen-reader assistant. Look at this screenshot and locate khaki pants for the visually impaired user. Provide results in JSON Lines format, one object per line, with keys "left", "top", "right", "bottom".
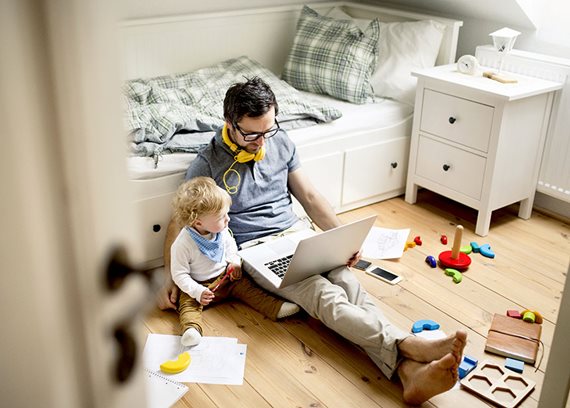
{"left": 241, "top": 219, "right": 410, "bottom": 379}
{"left": 178, "top": 271, "right": 285, "bottom": 335}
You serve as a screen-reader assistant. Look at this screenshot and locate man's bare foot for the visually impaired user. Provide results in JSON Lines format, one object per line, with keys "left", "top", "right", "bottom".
{"left": 398, "top": 330, "right": 467, "bottom": 363}
{"left": 399, "top": 353, "right": 458, "bottom": 405}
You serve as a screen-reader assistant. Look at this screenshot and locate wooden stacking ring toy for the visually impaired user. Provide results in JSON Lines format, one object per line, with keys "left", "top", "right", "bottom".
{"left": 439, "top": 225, "right": 471, "bottom": 270}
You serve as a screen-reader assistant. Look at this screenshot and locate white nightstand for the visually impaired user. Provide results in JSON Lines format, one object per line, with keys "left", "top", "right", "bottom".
{"left": 405, "top": 64, "right": 563, "bottom": 236}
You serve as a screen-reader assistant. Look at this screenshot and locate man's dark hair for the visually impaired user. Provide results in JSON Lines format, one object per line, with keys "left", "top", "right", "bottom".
{"left": 223, "top": 77, "right": 279, "bottom": 124}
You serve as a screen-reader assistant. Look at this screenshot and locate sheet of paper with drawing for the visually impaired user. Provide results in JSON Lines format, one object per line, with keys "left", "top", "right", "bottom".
{"left": 143, "top": 334, "right": 247, "bottom": 385}
{"left": 362, "top": 227, "right": 410, "bottom": 259}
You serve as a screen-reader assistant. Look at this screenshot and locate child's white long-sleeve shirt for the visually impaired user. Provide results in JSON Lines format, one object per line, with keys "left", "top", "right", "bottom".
{"left": 170, "top": 227, "right": 240, "bottom": 301}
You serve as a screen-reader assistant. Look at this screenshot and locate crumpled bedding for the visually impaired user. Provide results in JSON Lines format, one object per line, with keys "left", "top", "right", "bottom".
{"left": 123, "top": 56, "right": 342, "bottom": 157}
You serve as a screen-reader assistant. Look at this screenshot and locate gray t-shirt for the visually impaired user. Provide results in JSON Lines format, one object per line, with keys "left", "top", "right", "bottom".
{"left": 185, "top": 127, "right": 301, "bottom": 245}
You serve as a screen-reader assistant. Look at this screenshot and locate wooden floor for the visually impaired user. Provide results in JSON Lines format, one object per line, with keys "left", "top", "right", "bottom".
{"left": 143, "top": 190, "right": 570, "bottom": 407}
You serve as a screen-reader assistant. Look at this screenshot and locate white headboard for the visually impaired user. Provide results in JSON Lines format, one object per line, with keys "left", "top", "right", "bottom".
{"left": 119, "top": 1, "right": 463, "bottom": 80}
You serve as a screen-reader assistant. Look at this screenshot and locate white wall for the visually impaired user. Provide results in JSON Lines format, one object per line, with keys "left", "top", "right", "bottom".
{"left": 457, "top": 15, "right": 570, "bottom": 63}
{"left": 508, "top": 0, "right": 570, "bottom": 59}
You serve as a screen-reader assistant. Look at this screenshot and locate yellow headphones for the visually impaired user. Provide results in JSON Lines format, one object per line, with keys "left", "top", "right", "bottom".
{"left": 222, "top": 123, "right": 265, "bottom": 162}
{"left": 221, "top": 123, "right": 265, "bottom": 194}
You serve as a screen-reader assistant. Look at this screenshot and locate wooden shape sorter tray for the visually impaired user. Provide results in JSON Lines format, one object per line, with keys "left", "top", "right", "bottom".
{"left": 460, "top": 360, "right": 535, "bottom": 408}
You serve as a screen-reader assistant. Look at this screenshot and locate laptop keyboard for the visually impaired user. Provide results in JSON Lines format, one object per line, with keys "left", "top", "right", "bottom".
{"left": 264, "top": 255, "right": 293, "bottom": 278}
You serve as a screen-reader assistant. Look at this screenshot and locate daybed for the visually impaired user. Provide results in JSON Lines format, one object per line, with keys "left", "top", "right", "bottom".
{"left": 119, "top": 2, "right": 463, "bottom": 267}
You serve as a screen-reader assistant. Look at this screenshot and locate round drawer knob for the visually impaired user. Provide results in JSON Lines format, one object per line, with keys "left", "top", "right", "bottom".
{"left": 448, "top": 116, "right": 457, "bottom": 124}
{"left": 443, "top": 164, "right": 451, "bottom": 171}
{"left": 391, "top": 162, "right": 398, "bottom": 169}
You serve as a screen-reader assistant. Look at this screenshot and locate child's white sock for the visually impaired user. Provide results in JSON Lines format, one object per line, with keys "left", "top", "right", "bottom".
{"left": 276, "top": 302, "right": 300, "bottom": 319}
{"left": 181, "top": 327, "right": 202, "bottom": 347}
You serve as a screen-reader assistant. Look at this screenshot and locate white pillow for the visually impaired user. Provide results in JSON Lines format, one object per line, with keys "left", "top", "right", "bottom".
{"left": 325, "top": 6, "right": 373, "bottom": 32}
{"left": 370, "top": 20, "right": 446, "bottom": 105}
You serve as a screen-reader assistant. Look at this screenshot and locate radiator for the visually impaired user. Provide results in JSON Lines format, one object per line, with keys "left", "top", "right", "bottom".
{"left": 476, "top": 46, "right": 570, "bottom": 203}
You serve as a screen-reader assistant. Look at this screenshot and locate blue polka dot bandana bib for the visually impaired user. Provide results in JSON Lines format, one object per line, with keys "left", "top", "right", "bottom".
{"left": 186, "top": 227, "right": 224, "bottom": 263}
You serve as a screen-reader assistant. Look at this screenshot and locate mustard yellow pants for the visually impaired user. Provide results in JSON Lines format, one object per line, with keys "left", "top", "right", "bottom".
{"left": 178, "top": 272, "right": 285, "bottom": 335}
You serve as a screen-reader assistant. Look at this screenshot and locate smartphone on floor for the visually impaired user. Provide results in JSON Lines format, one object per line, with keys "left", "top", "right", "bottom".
{"left": 353, "top": 259, "right": 372, "bottom": 271}
{"left": 366, "top": 266, "right": 402, "bottom": 285}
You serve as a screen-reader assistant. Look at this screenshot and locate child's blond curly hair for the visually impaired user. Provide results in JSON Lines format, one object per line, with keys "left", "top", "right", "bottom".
{"left": 172, "top": 177, "right": 232, "bottom": 227}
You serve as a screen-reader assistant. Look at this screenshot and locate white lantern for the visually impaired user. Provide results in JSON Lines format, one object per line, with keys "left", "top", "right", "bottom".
{"left": 489, "top": 27, "right": 521, "bottom": 73}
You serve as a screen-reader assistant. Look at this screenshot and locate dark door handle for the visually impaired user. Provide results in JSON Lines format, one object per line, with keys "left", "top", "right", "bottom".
{"left": 448, "top": 117, "right": 456, "bottom": 124}
{"left": 105, "top": 247, "right": 160, "bottom": 383}
{"left": 391, "top": 162, "right": 398, "bottom": 169}
{"left": 105, "top": 246, "right": 156, "bottom": 291}
{"left": 113, "top": 325, "right": 137, "bottom": 383}
{"left": 443, "top": 164, "right": 451, "bottom": 171}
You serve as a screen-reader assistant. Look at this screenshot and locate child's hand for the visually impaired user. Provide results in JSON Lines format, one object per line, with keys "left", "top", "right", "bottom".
{"left": 199, "top": 289, "right": 215, "bottom": 305}
{"left": 347, "top": 249, "right": 362, "bottom": 268}
{"left": 229, "top": 263, "right": 242, "bottom": 281}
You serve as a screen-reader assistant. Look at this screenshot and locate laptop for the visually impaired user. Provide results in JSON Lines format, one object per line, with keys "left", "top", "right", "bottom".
{"left": 238, "top": 215, "right": 376, "bottom": 288}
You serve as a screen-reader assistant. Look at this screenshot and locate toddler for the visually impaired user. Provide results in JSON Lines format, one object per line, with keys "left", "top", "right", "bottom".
{"left": 171, "top": 176, "right": 300, "bottom": 346}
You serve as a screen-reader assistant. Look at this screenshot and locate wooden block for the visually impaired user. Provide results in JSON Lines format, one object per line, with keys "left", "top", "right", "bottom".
{"left": 458, "top": 355, "right": 478, "bottom": 379}
{"left": 505, "top": 358, "right": 525, "bottom": 374}
{"left": 506, "top": 310, "right": 522, "bottom": 319}
{"left": 483, "top": 71, "right": 518, "bottom": 83}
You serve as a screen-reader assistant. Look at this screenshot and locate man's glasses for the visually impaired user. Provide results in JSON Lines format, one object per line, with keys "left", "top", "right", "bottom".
{"left": 234, "top": 120, "right": 280, "bottom": 142}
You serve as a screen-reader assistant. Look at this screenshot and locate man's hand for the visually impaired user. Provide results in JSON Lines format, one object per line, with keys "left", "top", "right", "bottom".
{"left": 347, "top": 249, "right": 362, "bottom": 268}
{"left": 229, "top": 263, "right": 242, "bottom": 281}
{"left": 156, "top": 280, "right": 179, "bottom": 311}
{"left": 199, "top": 289, "right": 215, "bottom": 305}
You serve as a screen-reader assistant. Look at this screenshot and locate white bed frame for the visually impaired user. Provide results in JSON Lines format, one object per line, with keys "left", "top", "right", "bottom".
{"left": 121, "top": 2, "right": 463, "bottom": 267}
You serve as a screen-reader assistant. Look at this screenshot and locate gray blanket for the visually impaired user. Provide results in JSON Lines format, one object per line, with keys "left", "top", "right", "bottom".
{"left": 123, "top": 56, "right": 342, "bottom": 158}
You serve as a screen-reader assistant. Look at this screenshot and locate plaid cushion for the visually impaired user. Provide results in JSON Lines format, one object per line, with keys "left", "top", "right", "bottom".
{"left": 282, "top": 6, "right": 379, "bottom": 104}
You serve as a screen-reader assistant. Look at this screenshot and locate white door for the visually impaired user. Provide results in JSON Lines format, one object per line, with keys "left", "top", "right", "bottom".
{"left": 1, "top": 1, "right": 151, "bottom": 407}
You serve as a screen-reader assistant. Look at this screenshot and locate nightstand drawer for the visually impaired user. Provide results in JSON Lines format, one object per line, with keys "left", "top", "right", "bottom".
{"left": 416, "top": 136, "right": 486, "bottom": 200}
{"left": 420, "top": 89, "right": 493, "bottom": 153}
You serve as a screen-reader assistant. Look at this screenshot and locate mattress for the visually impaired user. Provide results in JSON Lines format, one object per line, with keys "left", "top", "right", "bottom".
{"left": 291, "top": 91, "right": 413, "bottom": 146}
{"left": 127, "top": 93, "right": 413, "bottom": 180}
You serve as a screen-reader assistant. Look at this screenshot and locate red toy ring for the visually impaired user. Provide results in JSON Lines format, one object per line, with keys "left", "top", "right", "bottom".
{"left": 439, "top": 225, "right": 471, "bottom": 271}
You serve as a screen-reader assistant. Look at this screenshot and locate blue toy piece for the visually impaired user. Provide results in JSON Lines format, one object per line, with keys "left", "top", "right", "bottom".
{"left": 479, "top": 244, "right": 495, "bottom": 258}
{"left": 425, "top": 255, "right": 437, "bottom": 268}
{"left": 458, "top": 355, "right": 478, "bottom": 379}
{"left": 505, "top": 358, "right": 524, "bottom": 373}
{"left": 470, "top": 241, "right": 496, "bottom": 258}
{"left": 411, "top": 319, "right": 440, "bottom": 333}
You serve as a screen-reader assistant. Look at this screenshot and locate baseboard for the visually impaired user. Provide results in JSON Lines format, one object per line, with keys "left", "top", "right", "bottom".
{"left": 533, "top": 192, "right": 570, "bottom": 223}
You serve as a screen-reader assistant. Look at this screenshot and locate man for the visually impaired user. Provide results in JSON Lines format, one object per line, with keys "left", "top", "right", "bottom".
{"left": 157, "top": 77, "right": 466, "bottom": 404}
